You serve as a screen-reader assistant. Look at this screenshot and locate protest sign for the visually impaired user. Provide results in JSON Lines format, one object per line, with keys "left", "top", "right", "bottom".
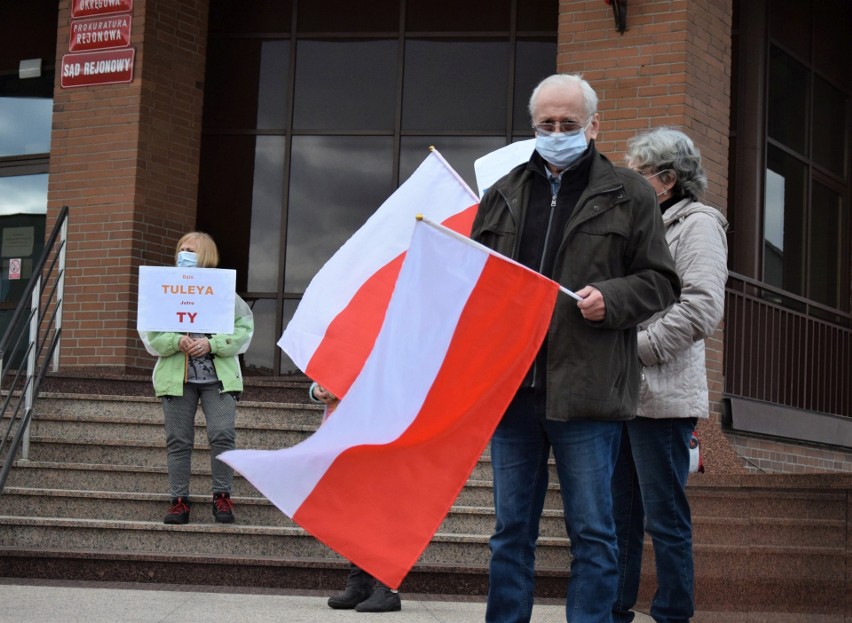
{"left": 137, "top": 266, "right": 236, "bottom": 334}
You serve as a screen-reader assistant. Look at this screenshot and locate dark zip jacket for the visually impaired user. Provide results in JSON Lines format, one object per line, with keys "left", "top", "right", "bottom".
{"left": 471, "top": 146, "right": 681, "bottom": 422}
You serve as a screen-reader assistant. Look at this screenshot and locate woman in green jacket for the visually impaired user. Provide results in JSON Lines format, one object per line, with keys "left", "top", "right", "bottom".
{"left": 140, "top": 231, "right": 254, "bottom": 525}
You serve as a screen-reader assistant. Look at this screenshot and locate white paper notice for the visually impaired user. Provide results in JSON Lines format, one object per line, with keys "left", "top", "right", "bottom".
{"left": 137, "top": 266, "right": 236, "bottom": 334}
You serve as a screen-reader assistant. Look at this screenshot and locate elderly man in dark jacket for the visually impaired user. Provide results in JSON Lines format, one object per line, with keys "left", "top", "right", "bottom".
{"left": 471, "top": 73, "right": 680, "bottom": 623}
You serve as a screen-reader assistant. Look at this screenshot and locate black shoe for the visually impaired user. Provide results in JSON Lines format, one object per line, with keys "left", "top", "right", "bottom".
{"left": 355, "top": 585, "right": 401, "bottom": 612}
{"left": 328, "top": 565, "right": 375, "bottom": 609}
{"left": 212, "top": 492, "right": 235, "bottom": 523}
{"left": 163, "top": 497, "right": 190, "bottom": 524}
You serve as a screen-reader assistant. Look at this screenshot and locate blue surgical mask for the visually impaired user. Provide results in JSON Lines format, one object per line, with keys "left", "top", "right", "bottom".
{"left": 535, "top": 131, "right": 588, "bottom": 170}
{"left": 177, "top": 251, "right": 198, "bottom": 268}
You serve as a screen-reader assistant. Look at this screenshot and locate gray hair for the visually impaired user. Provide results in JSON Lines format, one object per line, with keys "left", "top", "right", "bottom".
{"left": 626, "top": 127, "right": 707, "bottom": 199}
{"left": 528, "top": 73, "right": 598, "bottom": 120}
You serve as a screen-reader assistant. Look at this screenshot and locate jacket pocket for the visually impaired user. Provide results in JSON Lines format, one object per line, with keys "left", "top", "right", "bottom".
{"left": 474, "top": 216, "right": 516, "bottom": 257}
{"left": 570, "top": 225, "right": 630, "bottom": 281}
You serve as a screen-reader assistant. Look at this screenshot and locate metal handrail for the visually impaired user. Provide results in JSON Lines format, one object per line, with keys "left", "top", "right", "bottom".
{"left": 0, "top": 205, "right": 68, "bottom": 493}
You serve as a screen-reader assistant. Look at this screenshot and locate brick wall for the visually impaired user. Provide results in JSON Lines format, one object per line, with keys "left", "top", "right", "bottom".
{"left": 47, "top": 0, "right": 209, "bottom": 372}
{"left": 557, "top": 0, "right": 737, "bottom": 459}
{"left": 729, "top": 433, "right": 852, "bottom": 473}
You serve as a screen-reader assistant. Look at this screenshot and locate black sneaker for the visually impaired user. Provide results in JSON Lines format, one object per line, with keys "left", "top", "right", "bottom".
{"left": 163, "top": 497, "right": 190, "bottom": 524}
{"left": 355, "top": 585, "right": 401, "bottom": 612}
{"left": 212, "top": 492, "right": 235, "bottom": 523}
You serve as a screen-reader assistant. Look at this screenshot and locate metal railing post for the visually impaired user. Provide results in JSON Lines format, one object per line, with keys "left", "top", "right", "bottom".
{"left": 21, "top": 275, "right": 42, "bottom": 461}
{"left": 52, "top": 218, "right": 67, "bottom": 372}
{"left": 0, "top": 206, "right": 69, "bottom": 493}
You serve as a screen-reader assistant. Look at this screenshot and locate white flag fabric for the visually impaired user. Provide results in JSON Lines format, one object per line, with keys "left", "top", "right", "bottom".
{"left": 279, "top": 149, "right": 479, "bottom": 399}
{"left": 473, "top": 138, "right": 536, "bottom": 197}
{"left": 222, "top": 220, "right": 559, "bottom": 589}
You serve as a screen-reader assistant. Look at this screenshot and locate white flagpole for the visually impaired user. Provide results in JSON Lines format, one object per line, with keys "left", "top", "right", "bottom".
{"left": 428, "top": 146, "right": 480, "bottom": 204}
{"left": 416, "top": 215, "right": 583, "bottom": 301}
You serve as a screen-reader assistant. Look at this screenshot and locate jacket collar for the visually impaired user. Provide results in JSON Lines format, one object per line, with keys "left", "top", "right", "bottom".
{"left": 662, "top": 197, "right": 729, "bottom": 230}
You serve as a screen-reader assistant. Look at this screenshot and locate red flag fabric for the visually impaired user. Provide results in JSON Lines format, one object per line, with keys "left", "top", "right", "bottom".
{"left": 221, "top": 220, "right": 559, "bottom": 588}
{"left": 278, "top": 149, "right": 479, "bottom": 399}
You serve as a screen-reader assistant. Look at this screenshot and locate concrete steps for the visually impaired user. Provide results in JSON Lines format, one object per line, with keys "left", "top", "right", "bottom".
{"left": 0, "top": 389, "right": 571, "bottom": 595}
{"left": 0, "top": 487, "right": 567, "bottom": 536}
{"left": 9, "top": 386, "right": 848, "bottom": 615}
{"left": 4, "top": 459, "right": 562, "bottom": 509}
{"left": 633, "top": 475, "right": 852, "bottom": 617}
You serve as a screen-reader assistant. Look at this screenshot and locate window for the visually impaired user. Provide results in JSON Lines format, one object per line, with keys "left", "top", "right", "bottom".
{"left": 731, "top": 0, "right": 851, "bottom": 313}
{"left": 763, "top": 42, "right": 849, "bottom": 310}
{"left": 201, "top": 0, "right": 557, "bottom": 375}
{"left": 0, "top": 71, "right": 53, "bottom": 349}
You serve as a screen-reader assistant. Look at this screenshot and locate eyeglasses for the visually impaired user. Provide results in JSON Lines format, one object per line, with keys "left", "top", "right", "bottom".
{"left": 639, "top": 169, "right": 673, "bottom": 180}
{"left": 533, "top": 116, "right": 593, "bottom": 137}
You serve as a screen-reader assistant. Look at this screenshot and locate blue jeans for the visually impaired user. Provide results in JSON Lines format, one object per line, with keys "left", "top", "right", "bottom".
{"left": 611, "top": 417, "right": 696, "bottom": 623}
{"left": 486, "top": 390, "right": 622, "bottom": 623}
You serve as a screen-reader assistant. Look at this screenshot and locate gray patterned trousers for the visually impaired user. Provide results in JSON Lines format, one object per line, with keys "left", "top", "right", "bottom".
{"left": 162, "top": 381, "right": 237, "bottom": 499}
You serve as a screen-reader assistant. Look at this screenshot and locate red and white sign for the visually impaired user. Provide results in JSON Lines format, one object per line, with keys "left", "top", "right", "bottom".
{"left": 61, "top": 48, "right": 135, "bottom": 89}
{"left": 70, "top": 14, "right": 132, "bottom": 52}
{"left": 71, "top": 0, "right": 133, "bottom": 19}
{"left": 8, "top": 259, "right": 21, "bottom": 281}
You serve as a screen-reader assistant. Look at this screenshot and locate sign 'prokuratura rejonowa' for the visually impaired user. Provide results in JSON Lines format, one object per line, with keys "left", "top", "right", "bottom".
{"left": 63, "top": 0, "right": 135, "bottom": 88}
{"left": 70, "top": 15, "right": 131, "bottom": 52}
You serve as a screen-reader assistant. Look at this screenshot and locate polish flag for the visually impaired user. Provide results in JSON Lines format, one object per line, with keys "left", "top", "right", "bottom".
{"left": 221, "top": 220, "right": 559, "bottom": 589}
{"left": 278, "top": 149, "right": 479, "bottom": 399}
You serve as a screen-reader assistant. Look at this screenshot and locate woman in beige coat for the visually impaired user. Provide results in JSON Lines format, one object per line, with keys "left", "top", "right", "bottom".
{"left": 612, "top": 127, "right": 728, "bottom": 623}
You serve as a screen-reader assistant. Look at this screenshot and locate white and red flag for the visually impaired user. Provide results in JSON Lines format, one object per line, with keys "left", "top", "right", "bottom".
{"left": 221, "top": 219, "right": 560, "bottom": 589}
{"left": 278, "top": 149, "right": 479, "bottom": 400}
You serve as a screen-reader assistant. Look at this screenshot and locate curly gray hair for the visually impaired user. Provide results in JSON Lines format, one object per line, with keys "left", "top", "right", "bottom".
{"left": 626, "top": 127, "right": 707, "bottom": 200}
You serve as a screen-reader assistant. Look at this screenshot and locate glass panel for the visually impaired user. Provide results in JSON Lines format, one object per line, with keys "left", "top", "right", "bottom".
{"left": 204, "top": 39, "right": 288, "bottom": 130}
{"left": 0, "top": 96, "right": 52, "bottom": 157}
{"left": 513, "top": 39, "right": 557, "bottom": 133}
{"left": 257, "top": 40, "right": 290, "bottom": 130}
{"left": 400, "top": 136, "right": 506, "bottom": 197}
{"left": 208, "top": 0, "right": 291, "bottom": 34}
{"left": 807, "top": 182, "right": 843, "bottom": 309}
{"left": 203, "top": 39, "right": 264, "bottom": 130}
{"left": 242, "top": 298, "right": 277, "bottom": 375}
{"left": 769, "top": 0, "right": 811, "bottom": 60}
{"left": 812, "top": 77, "right": 847, "bottom": 178}
{"left": 403, "top": 39, "right": 509, "bottom": 132}
{"left": 0, "top": 174, "right": 48, "bottom": 216}
{"left": 767, "top": 45, "right": 808, "bottom": 155}
{"left": 517, "top": 0, "right": 558, "bottom": 32}
{"left": 285, "top": 136, "right": 394, "bottom": 292}
{"left": 406, "top": 0, "right": 510, "bottom": 32}
{"left": 279, "top": 298, "right": 300, "bottom": 374}
{"left": 197, "top": 136, "right": 255, "bottom": 290}
{"left": 248, "top": 136, "right": 286, "bottom": 292}
{"left": 298, "top": 0, "right": 399, "bottom": 32}
{"left": 0, "top": 214, "right": 45, "bottom": 318}
{"left": 293, "top": 39, "right": 397, "bottom": 131}
{"left": 813, "top": 0, "right": 852, "bottom": 87}
{"left": 764, "top": 145, "right": 807, "bottom": 296}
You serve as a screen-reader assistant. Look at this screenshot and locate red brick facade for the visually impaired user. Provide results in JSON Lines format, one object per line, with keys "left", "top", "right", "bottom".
{"left": 557, "top": 0, "right": 741, "bottom": 465}
{"left": 48, "top": 0, "right": 208, "bottom": 371}
{"left": 42, "top": 0, "right": 851, "bottom": 473}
